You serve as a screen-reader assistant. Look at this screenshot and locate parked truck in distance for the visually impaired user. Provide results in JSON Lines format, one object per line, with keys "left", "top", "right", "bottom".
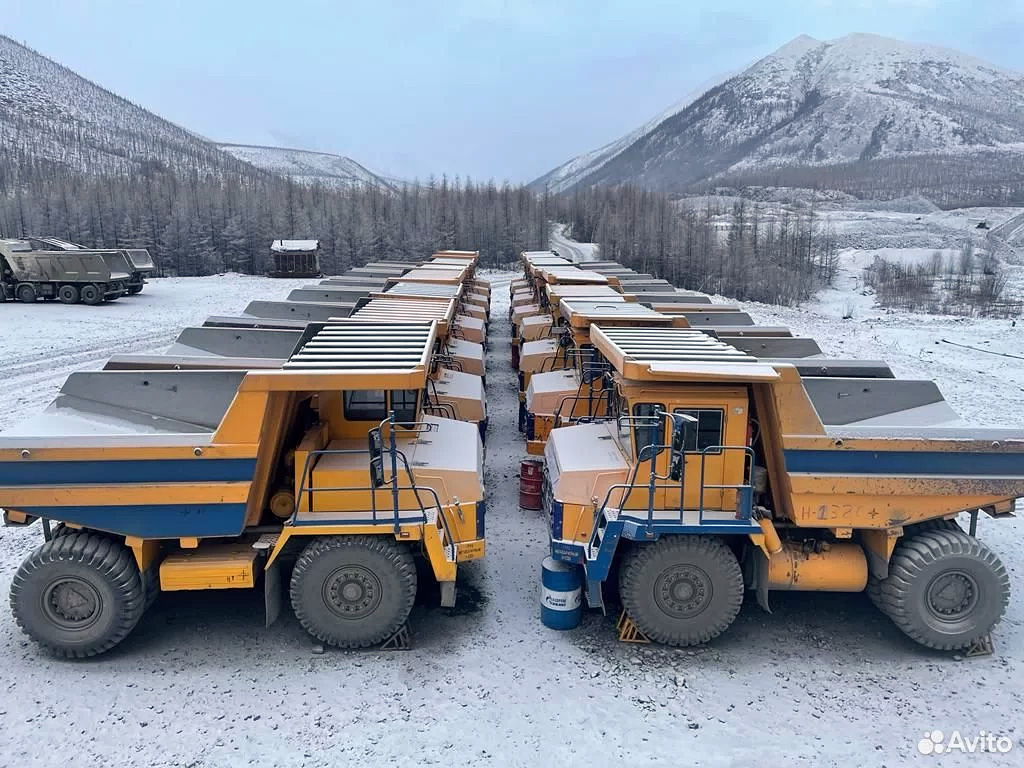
{"left": 0, "top": 238, "right": 130, "bottom": 304}
{"left": 30, "top": 237, "right": 156, "bottom": 295}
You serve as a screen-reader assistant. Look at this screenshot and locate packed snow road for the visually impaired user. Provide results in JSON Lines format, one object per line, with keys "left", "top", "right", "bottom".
{"left": 0, "top": 273, "right": 1021, "bottom": 767}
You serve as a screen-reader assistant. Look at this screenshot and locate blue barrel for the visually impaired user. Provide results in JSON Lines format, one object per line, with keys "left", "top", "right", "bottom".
{"left": 541, "top": 556, "right": 583, "bottom": 630}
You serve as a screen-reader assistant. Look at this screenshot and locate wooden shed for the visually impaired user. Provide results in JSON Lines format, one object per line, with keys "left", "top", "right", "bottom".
{"left": 269, "top": 239, "right": 321, "bottom": 278}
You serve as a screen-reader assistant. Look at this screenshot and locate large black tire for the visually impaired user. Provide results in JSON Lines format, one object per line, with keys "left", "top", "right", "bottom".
{"left": 80, "top": 284, "right": 102, "bottom": 305}
{"left": 289, "top": 536, "right": 417, "bottom": 648}
{"left": 880, "top": 529, "right": 1009, "bottom": 650}
{"left": 866, "top": 575, "right": 888, "bottom": 614}
{"left": 58, "top": 284, "right": 80, "bottom": 304}
{"left": 17, "top": 284, "right": 36, "bottom": 303}
{"left": 10, "top": 532, "right": 145, "bottom": 658}
{"left": 904, "top": 517, "right": 962, "bottom": 536}
{"left": 619, "top": 535, "right": 744, "bottom": 646}
{"left": 128, "top": 285, "right": 143, "bottom": 295}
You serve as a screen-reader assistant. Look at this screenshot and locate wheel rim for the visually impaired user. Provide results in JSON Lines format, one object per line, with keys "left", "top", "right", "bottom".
{"left": 654, "top": 564, "right": 713, "bottom": 619}
{"left": 322, "top": 565, "right": 382, "bottom": 620}
{"left": 925, "top": 569, "right": 979, "bottom": 622}
{"left": 42, "top": 577, "right": 102, "bottom": 630}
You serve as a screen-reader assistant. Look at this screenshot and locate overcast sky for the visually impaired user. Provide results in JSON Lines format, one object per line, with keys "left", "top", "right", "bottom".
{"left": 6, "top": 1, "right": 1024, "bottom": 182}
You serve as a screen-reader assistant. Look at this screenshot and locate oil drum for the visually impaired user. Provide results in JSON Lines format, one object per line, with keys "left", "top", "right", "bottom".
{"left": 519, "top": 459, "right": 543, "bottom": 510}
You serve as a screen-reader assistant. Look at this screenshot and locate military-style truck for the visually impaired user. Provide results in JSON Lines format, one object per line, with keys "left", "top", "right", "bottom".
{"left": 30, "top": 237, "right": 156, "bottom": 295}
{"left": 0, "top": 238, "right": 130, "bottom": 304}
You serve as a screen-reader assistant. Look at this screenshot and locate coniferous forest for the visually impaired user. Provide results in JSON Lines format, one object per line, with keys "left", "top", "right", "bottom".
{"left": 0, "top": 150, "right": 841, "bottom": 305}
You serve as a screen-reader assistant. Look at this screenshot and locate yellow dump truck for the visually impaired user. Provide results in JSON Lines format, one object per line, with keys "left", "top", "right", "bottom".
{"left": 0, "top": 321, "right": 486, "bottom": 657}
{"left": 522, "top": 299, "right": 887, "bottom": 454}
{"left": 543, "top": 325, "right": 1023, "bottom": 650}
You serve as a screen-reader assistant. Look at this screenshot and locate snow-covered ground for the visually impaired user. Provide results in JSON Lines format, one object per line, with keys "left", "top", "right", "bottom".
{"left": 0, "top": 274, "right": 309, "bottom": 432}
{"left": 738, "top": 247, "right": 1024, "bottom": 430}
{"left": 0, "top": 260, "right": 1022, "bottom": 766}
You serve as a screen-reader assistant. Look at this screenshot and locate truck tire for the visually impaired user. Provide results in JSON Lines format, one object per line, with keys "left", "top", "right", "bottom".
{"left": 880, "top": 529, "right": 1009, "bottom": 650}
{"left": 128, "top": 285, "right": 143, "bottom": 295}
{"left": 619, "top": 535, "right": 744, "bottom": 646}
{"left": 80, "top": 284, "right": 102, "bottom": 305}
{"left": 58, "top": 284, "right": 80, "bottom": 304}
{"left": 289, "top": 535, "right": 417, "bottom": 648}
{"left": 10, "top": 532, "right": 145, "bottom": 658}
{"left": 17, "top": 284, "right": 36, "bottom": 303}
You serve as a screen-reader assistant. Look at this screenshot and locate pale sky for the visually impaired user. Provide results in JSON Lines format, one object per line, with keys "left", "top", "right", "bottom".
{"left": 6, "top": 0, "right": 1024, "bottom": 182}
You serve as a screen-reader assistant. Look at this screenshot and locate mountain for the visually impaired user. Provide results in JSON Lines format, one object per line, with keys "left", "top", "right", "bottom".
{"left": 533, "top": 34, "right": 1024, "bottom": 204}
{"left": 0, "top": 35, "right": 253, "bottom": 177}
{"left": 217, "top": 144, "right": 393, "bottom": 189}
{"left": 0, "top": 35, "right": 384, "bottom": 186}
{"left": 533, "top": 70, "right": 740, "bottom": 195}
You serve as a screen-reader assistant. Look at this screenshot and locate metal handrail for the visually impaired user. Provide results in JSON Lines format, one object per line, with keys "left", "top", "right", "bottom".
{"left": 553, "top": 386, "right": 611, "bottom": 428}
{"left": 696, "top": 445, "right": 755, "bottom": 523}
{"left": 435, "top": 353, "right": 464, "bottom": 373}
{"left": 291, "top": 416, "right": 457, "bottom": 549}
{"left": 588, "top": 440, "right": 755, "bottom": 556}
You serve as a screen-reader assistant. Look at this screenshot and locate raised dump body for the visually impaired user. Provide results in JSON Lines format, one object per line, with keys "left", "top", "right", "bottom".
{"left": 0, "top": 238, "right": 130, "bottom": 304}
{"left": 0, "top": 321, "right": 486, "bottom": 657}
{"left": 542, "top": 324, "right": 1024, "bottom": 651}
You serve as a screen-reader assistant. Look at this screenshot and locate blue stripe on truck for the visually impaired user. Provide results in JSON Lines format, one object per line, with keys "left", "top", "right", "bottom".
{"left": 0, "top": 458, "right": 258, "bottom": 486}
{"left": 13, "top": 503, "right": 249, "bottom": 539}
{"left": 784, "top": 450, "right": 1024, "bottom": 476}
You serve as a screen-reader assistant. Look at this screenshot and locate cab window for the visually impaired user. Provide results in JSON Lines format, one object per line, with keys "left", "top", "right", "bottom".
{"left": 344, "top": 390, "right": 386, "bottom": 421}
{"left": 672, "top": 408, "right": 724, "bottom": 453}
{"left": 632, "top": 403, "right": 665, "bottom": 460}
{"left": 392, "top": 389, "right": 419, "bottom": 425}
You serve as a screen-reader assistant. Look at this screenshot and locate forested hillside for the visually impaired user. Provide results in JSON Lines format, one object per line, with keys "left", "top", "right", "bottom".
{"left": 558, "top": 186, "right": 839, "bottom": 305}
{"left": 0, "top": 155, "right": 550, "bottom": 273}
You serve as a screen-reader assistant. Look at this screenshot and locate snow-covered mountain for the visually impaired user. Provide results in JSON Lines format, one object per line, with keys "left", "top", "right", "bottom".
{"left": 0, "top": 35, "right": 385, "bottom": 186}
{"left": 218, "top": 144, "right": 392, "bottom": 189}
{"left": 533, "top": 34, "right": 1024, "bottom": 200}
{"left": 0, "top": 35, "right": 252, "bottom": 177}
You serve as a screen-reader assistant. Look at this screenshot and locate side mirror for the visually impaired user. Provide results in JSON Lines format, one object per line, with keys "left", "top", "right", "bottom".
{"left": 666, "top": 413, "right": 697, "bottom": 481}
{"left": 669, "top": 452, "right": 684, "bottom": 482}
{"left": 368, "top": 427, "right": 385, "bottom": 488}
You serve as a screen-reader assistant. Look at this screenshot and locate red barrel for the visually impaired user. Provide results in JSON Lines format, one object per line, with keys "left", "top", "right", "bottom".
{"left": 519, "top": 459, "right": 543, "bottom": 510}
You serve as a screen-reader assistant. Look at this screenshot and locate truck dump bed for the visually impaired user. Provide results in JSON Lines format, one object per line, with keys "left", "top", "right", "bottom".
{"left": 1, "top": 370, "right": 246, "bottom": 438}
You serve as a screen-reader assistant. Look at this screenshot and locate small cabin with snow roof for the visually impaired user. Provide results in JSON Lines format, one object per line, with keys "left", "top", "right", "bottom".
{"left": 269, "top": 239, "right": 321, "bottom": 278}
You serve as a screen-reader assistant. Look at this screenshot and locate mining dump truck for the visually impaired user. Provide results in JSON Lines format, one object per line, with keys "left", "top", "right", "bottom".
{"left": 543, "top": 325, "right": 1023, "bottom": 650}
{"left": 522, "top": 300, "right": 891, "bottom": 454}
{"left": 0, "top": 321, "right": 486, "bottom": 657}
{"left": 0, "top": 238, "right": 129, "bottom": 304}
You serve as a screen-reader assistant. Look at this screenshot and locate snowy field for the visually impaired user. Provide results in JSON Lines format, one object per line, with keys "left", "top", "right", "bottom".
{"left": 0, "top": 275, "right": 309, "bottom": 432}
{"left": 0, "top": 257, "right": 1022, "bottom": 766}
